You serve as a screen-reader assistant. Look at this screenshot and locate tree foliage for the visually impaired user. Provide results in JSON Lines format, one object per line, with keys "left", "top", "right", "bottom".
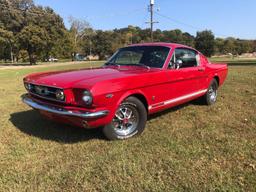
{"left": 0, "top": 28, "right": 14, "bottom": 61}
{"left": 195, "top": 30, "right": 215, "bottom": 57}
{"left": 0, "top": 0, "right": 68, "bottom": 64}
{"left": 0, "top": 0, "right": 255, "bottom": 64}
{"left": 68, "top": 16, "right": 92, "bottom": 60}
{"left": 17, "top": 25, "right": 48, "bottom": 64}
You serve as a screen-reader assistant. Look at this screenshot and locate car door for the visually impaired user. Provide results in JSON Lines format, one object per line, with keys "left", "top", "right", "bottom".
{"left": 166, "top": 48, "right": 207, "bottom": 101}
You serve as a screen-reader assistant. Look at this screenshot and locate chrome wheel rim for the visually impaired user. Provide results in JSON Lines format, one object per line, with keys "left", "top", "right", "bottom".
{"left": 112, "top": 105, "right": 139, "bottom": 136}
{"left": 208, "top": 85, "right": 217, "bottom": 102}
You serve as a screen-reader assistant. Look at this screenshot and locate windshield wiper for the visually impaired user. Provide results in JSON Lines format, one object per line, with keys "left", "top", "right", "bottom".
{"left": 104, "top": 62, "right": 120, "bottom": 68}
{"left": 105, "top": 62, "right": 150, "bottom": 69}
{"left": 134, "top": 63, "right": 151, "bottom": 69}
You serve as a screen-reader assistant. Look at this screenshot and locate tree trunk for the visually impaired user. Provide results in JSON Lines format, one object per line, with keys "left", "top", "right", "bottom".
{"left": 10, "top": 46, "right": 14, "bottom": 63}
{"left": 28, "top": 52, "right": 36, "bottom": 65}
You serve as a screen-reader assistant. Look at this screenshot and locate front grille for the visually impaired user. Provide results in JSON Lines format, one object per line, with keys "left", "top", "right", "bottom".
{"left": 27, "top": 83, "right": 65, "bottom": 102}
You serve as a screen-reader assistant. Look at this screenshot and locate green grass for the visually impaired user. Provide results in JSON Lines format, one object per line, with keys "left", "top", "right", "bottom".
{"left": 0, "top": 60, "right": 84, "bottom": 66}
{"left": 0, "top": 61, "right": 255, "bottom": 191}
{"left": 210, "top": 57, "right": 256, "bottom": 66}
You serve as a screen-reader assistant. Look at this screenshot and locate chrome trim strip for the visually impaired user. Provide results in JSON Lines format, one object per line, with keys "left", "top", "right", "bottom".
{"left": 149, "top": 89, "right": 207, "bottom": 110}
{"left": 22, "top": 94, "right": 109, "bottom": 119}
{"left": 30, "top": 92, "right": 66, "bottom": 103}
{"left": 24, "top": 81, "right": 64, "bottom": 90}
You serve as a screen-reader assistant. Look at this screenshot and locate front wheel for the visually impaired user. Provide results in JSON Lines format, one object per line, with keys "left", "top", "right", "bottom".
{"left": 103, "top": 97, "right": 147, "bottom": 140}
{"left": 203, "top": 79, "right": 218, "bottom": 105}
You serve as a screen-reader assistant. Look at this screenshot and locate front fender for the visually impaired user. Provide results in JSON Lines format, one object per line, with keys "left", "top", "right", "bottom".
{"left": 115, "top": 89, "right": 149, "bottom": 110}
{"left": 101, "top": 89, "right": 149, "bottom": 125}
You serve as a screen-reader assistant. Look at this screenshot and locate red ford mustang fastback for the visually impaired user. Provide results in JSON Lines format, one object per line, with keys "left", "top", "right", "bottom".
{"left": 22, "top": 43, "right": 228, "bottom": 140}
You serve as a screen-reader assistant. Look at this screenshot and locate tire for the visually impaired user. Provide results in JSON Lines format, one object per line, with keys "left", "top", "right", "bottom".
{"left": 103, "top": 96, "right": 147, "bottom": 140}
{"left": 203, "top": 79, "right": 218, "bottom": 105}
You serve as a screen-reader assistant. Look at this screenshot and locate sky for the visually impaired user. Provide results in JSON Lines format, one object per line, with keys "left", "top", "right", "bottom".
{"left": 34, "top": 0, "right": 256, "bottom": 39}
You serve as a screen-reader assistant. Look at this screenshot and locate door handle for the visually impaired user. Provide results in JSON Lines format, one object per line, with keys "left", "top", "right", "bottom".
{"left": 198, "top": 68, "right": 205, "bottom": 72}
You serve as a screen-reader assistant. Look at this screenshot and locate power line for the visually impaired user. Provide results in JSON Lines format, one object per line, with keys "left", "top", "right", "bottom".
{"left": 154, "top": 11, "right": 229, "bottom": 38}
{"left": 0, "top": 1, "right": 231, "bottom": 38}
{"left": 155, "top": 12, "right": 201, "bottom": 31}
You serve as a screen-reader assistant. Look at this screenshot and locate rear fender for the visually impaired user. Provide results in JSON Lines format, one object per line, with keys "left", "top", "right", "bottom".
{"left": 209, "top": 67, "right": 228, "bottom": 87}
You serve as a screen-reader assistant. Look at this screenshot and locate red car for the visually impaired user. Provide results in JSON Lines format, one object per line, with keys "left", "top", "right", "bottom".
{"left": 22, "top": 43, "right": 228, "bottom": 140}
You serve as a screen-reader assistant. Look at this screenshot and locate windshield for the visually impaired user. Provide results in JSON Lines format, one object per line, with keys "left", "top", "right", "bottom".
{"left": 106, "top": 46, "right": 170, "bottom": 68}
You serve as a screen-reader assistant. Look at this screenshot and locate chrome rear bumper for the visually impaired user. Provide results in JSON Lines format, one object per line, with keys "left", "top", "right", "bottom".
{"left": 21, "top": 94, "right": 109, "bottom": 119}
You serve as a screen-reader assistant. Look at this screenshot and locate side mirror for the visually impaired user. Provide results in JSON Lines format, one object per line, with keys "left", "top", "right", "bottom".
{"left": 175, "top": 59, "right": 183, "bottom": 69}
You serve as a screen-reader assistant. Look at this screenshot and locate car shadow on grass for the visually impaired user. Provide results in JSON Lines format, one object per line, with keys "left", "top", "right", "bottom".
{"left": 10, "top": 99, "right": 204, "bottom": 143}
{"left": 9, "top": 110, "right": 105, "bottom": 143}
{"left": 148, "top": 99, "right": 204, "bottom": 121}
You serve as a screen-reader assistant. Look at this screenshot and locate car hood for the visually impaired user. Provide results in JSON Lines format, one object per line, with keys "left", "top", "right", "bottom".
{"left": 25, "top": 66, "right": 159, "bottom": 89}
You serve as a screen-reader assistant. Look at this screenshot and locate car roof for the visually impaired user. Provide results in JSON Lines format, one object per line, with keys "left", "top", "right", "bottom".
{"left": 128, "top": 42, "right": 191, "bottom": 49}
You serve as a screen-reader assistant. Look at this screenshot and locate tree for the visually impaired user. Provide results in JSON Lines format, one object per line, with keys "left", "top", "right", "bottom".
{"left": 68, "top": 16, "right": 91, "bottom": 60}
{"left": 182, "top": 32, "right": 195, "bottom": 47}
{"left": 0, "top": 0, "right": 32, "bottom": 62}
{"left": 0, "top": 0, "right": 33, "bottom": 33}
{"left": 30, "top": 6, "right": 68, "bottom": 61}
{"left": 80, "top": 28, "right": 97, "bottom": 57}
{"left": 51, "top": 30, "right": 73, "bottom": 59}
{"left": 0, "top": 0, "right": 255, "bottom": 63}
{"left": 222, "top": 38, "right": 237, "bottom": 55}
{"left": 134, "top": 28, "right": 151, "bottom": 43}
{"left": 0, "top": 28, "right": 15, "bottom": 62}
{"left": 17, "top": 25, "right": 48, "bottom": 64}
{"left": 91, "top": 30, "right": 113, "bottom": 59}
{"left": 0, "top": 0, "right": 69, "bottom": 64}
{"left": 236, "top": 40, "right": 253, "bottom": 54}
{"left": 195, "top": 30, "right": 215, "bottom": 57}
{"left": 214, "top": 38, "right": 225, "bottom": 55}
{"left": 253, "top": 40, "right": 256, "bottom": 52}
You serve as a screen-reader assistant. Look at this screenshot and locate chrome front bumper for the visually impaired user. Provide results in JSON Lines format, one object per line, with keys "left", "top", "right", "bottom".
{"left": 21, "top": 94, "right": 109, "bottom": 119}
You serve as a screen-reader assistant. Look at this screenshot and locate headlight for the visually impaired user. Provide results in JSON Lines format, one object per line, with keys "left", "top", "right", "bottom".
{"left": 56, "top": 89, "right": 65, "bottom": 101}
{"left": 24, "top": 82, "right": 32, "bottom": 91}
{"left": 82, "top": 90, "right": 93, "bottom": 105}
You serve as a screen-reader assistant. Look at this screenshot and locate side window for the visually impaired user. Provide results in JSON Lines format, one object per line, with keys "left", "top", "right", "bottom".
{"left": 169, "top": 48, "right": 200, "bottom": 69}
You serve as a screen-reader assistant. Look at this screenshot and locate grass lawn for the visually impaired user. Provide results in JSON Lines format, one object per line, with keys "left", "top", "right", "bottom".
{"left": 0, "top": 61, "right": 255, "bottom": 191}
{"left": 210, "top": 57, "right": 256, "bottom": 66}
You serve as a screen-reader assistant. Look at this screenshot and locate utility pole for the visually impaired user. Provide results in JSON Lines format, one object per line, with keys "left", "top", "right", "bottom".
{"left": 89, "top": 40, "right": 92, "bottom": 69}
{"left": 146, "top": 0, "right": 158, "bottom": 42}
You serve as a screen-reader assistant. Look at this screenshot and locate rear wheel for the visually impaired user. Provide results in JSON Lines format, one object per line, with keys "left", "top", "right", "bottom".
{"left": 103, "top": 97, "right": 147, "bottom": 140}
{"left": 203, "top": 79, "right": 218, "bottom": 105}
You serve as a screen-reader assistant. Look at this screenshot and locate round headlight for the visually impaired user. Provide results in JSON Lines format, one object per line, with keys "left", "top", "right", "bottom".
{"left": 56, "top": 89, "right": 65, "bottom": 101}
{"left": 24, "top": 83, "right": 32, "bottom": 90}
{"left": 82, "top": 90, "right": 93, "bottom": 105}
